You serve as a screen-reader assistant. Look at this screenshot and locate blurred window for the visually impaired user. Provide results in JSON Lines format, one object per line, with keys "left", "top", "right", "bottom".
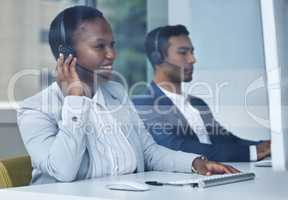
{"left": 0, "top": 0, "right": 147, "bottom": 105}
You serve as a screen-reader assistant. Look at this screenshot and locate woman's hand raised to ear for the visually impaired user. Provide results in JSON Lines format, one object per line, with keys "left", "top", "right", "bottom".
{"left": 56, "top": 53, "right": 91, "bottom": 97}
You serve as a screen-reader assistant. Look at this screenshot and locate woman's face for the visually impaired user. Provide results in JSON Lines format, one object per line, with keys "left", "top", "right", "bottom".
{"left": 72, "top": 18, "right": 116, "bottom": 80}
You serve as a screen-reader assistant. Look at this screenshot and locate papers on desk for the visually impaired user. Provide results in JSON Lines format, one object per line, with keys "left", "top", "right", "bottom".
{"left": 0, "top": 190, "right": 109, "bottom": 200}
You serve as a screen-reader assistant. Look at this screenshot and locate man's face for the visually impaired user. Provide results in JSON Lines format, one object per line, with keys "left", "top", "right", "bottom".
{"left": 162, "top": 34, "right": 196, "bottom": 83}
{"left": 73, "top": 18, "right": 116, "bottom": 80}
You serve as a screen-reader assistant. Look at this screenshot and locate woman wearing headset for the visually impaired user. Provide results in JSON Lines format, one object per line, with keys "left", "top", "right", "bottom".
{"left": 17, "top": 6, "right": 239, "bottom": 185}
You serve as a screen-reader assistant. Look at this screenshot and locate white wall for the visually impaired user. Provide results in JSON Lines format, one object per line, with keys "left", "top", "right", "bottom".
{"left": 147, "top": 0, "right": 169, "bottom": 81}
{"left": 168, "top": 0, "right": 270, "bottom": 141}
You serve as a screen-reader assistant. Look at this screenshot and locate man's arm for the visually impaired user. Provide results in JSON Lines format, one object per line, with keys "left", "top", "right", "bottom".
{"left": 132, "top": 96, "right": 251, "bottom": 162}
{"left": 194, "top": 97, "right": 271, "bottom": 161}
{"left": 129, "top": 98, "right": 239, "bottom": 174}
{"left": 147, "top": 124, "right": 252, "bottom": 162}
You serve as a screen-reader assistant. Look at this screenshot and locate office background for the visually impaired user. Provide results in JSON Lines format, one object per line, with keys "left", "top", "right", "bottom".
{"left": 1, "top": 0, "right": 285, "bottom": 158}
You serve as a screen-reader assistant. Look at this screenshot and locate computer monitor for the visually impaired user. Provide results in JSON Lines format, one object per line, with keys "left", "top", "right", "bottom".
{"left": 266, "top": 67, "right": 288, "bottom": 171}
{"left": 261, "top": 0, "right": 288, "bottom": 171}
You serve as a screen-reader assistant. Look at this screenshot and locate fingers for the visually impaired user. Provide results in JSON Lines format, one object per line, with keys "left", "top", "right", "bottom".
{"left": 206, "top": 171, "right": 212, "bottom": 176}
{"left": 56, "top": 53, "right": 64, "bottom": 80}
{"left": 226, "top": 165, "right": 241, "bottom": 173}
{"left": 70, "top": 57, "right": 78, "bottom": 79}
{"left": 206, "top": 162, "right": 240, "bottom": 175}
{"left": 56, "top": 53, "right": 78, "bottom": 80}
{"left": 219, "top": 164, "right": 232, "bottom": 174}
{"left": 193, "top": 159, "right": 240, "bottom": 176}
{"left": 63, "top": 54, "right": 74, "bottom": 76}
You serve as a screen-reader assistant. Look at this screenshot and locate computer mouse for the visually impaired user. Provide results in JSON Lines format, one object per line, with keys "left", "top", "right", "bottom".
{"left": 106, "top": 181, "right": 151, "bottom": 191}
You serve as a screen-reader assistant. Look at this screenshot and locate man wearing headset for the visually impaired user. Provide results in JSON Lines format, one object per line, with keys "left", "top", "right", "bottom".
{"left": 133, "top": 25, "right": 271, "bottom": 162}
{"left": 17, "top": 7, "right": 239, "bottom": 185}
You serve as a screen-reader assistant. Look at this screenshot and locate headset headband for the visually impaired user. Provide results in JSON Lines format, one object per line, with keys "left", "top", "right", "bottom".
{"left": 60, "top": 14, "right": 67, "bottom": 46}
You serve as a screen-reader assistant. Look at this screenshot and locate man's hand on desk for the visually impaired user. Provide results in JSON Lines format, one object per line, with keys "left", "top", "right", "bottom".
{"left": 256, "top": 140, "right": 271, "bottom": 160}
{"left": 192, "top": 157, "right": 240, "bottom": 176}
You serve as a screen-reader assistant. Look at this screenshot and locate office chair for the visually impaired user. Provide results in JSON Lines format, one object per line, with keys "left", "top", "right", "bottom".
{"left": 0, "top": 156, "right": 32, "bottom": 188}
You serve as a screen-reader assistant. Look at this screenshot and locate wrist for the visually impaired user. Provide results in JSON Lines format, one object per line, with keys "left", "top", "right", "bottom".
{"left": 68, "top": 89, "right": 84, "bottom": 96}
{"left": 191, "top": 156, "right": 208, "bottom": 173}
{"left": 67, "top": 83, "right": 85, "bottom": 96}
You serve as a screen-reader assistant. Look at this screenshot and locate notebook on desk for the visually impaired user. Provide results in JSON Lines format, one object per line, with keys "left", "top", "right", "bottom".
{"left": 146, "top": 172, "right": 255, "bottom": 188}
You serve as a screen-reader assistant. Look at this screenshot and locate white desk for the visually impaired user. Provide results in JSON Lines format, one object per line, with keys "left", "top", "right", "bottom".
{"left": 6, "top": 163, "right": 288, "bottom": 200}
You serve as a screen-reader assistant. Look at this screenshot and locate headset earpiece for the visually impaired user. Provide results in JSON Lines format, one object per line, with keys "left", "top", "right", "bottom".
{"left": 150, "top": 51, "right": 163, "bottom": 65}
{"left": 150, "top": 29, "right": 164, "bottom": 65}
{"left": 58, "top": 44, "right": 75, "bottom": 60}
{"left": 58, "top": 14, "right": 76, "bottom": 60}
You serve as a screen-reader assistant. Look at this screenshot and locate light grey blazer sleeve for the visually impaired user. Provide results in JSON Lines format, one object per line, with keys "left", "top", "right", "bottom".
{"left": 17, "top": 90, "right": 91, "bottom": 182}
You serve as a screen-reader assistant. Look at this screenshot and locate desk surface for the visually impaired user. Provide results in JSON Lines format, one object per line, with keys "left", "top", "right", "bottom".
{"left": 8, "top": 163, "right": 288, "bottom": 200}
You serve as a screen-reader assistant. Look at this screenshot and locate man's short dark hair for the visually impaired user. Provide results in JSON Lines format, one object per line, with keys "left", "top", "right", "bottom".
{"left": 48, "top": 6, "right": 104, "bottom": 60}
{"left": 145, "top": 25, "right": 189, "bottom": 68}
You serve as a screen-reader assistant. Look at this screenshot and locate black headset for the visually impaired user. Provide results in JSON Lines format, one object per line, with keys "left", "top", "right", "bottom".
{"left": 57, "top": 13, "right": 95, "bottom": 76}
{"left": 58, "top": 14, "right": 76, "bottom": 60}
{"left": 150, "top": 28, "right": 164, "bottom": 65}
{"left": 58, "top": 9, "right": 103, "bottom": 60}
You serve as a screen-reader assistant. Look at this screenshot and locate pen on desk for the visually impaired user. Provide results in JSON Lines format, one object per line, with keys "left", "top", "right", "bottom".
{"left": 145, "top": 181, "right": 197, "bottom": 187}
{"left": 145, "top": 181, "right": 164, "bottom": 186}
